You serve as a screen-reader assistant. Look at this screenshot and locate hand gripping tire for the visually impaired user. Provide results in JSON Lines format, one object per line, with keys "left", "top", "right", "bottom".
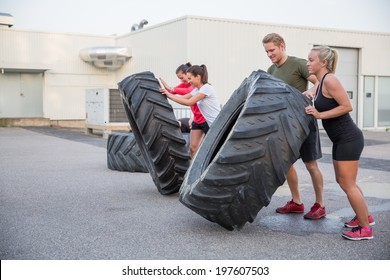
{"left": 107, "top": 132, "right": 148, "bottom": 173}
{"left": 118, "top": 71, "right": 191, "bottom": 195}
{"left": 179, "top": 70, "right": 313, "bottom": 230}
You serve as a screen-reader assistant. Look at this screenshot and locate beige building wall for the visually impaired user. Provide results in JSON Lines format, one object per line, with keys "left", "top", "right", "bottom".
{"left": 1, "top": 16, "right": 389, "bottom": 128}
{"left": 115, "top": 17, "right": 192, "bottom": 115}
{"left": 0, "top": 28, "right": 117, "bottom": 121}
{"left": 116, "top": 15, "right": 390, "bottom": 102}
{"left": 116, "top": 16, "right": 390, "bottom": 128}
{"left": 116, "top": 17, "right": 189, "bottom": 83}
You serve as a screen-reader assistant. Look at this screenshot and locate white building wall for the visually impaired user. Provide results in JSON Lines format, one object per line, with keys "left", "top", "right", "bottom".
{"left": 116, "top": 18, "right": 189, "bottom": 85}
{"left": 0, "top": 28, "right": 117, "bottom": 120}
{"left": 184, "top": 16, "right": 390, "bottom": 103}
{"left": 115, "top": 18, "right": 191, "bottom": 113}
{"left": 116, "top": 16, "right": 390, "bottom": 108}
{"left": 1, "top": 16, "right": 389, "bottom": 128}
{"left": 186, "top": 17, "right": 267, "bottom": 104}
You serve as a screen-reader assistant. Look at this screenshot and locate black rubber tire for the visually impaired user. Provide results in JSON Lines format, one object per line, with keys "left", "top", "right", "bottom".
{"left": 182, "top": 133, "right": 190, "bottom": 152}
{"left": 179, "top": 70, "right": 313, "bottom": 230}
{"left": 118, "top": 71, "right": 191, "bottom": 195}
{"left": 107, "top": 132, "right": 148, "bottom": 173}
{"left": 106, "top": 132, "right": 190, "bottom": 173}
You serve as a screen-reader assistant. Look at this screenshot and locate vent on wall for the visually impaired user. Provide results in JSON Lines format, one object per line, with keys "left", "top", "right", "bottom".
{"left": 79, "top": 47, "right": 131, "bottom": 70}
{"left": 0, "top": 13, "right": 15, "bottom": 27}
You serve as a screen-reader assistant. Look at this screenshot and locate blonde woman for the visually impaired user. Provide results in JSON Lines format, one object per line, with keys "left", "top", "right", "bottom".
{"left": 305, "top": 46, "right": 374, "bottom": 240}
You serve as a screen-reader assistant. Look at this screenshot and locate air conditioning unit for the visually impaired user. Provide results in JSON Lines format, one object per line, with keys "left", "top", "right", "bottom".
{"left": 85, "top": 88, "right": 130, "bottom": 137}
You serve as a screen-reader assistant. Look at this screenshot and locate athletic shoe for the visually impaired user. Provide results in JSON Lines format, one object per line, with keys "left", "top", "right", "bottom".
{"left": 276, "top": 200, "right": 304, "bottom": 214}
{"left": 303, "top": 203, "right": 326, "bottom": 220}
{"left": 342, "top": 226, "right": 373, "bottom": 240}
{"left": 344, "top": 215, "right": 375, "bottom": 228}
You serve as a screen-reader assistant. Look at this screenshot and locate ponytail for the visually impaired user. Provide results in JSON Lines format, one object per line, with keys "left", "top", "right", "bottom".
{"left": 176, "top": 62, "right": 192, "bottom": 74}
{"left": 187, "top": 64, "right": 209, "bottom": 84}
{"left": 200, "top": 64, "right": 208, "bottom": 84}
{"left": 312, "top": 45, "right": 338, "bottom": 73}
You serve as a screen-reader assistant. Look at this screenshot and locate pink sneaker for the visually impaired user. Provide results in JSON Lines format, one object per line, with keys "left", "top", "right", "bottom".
{"left": 342, "top": 226, "right": 373, "bottom": 240}
{"left": 303, "top": 203, "right": 326, "bottom": 220}
{"left": 276, "top": 200, "right": 304, "bottom": 214}
{"left": 344, "top": 215, "right": 375, "bottom": 228}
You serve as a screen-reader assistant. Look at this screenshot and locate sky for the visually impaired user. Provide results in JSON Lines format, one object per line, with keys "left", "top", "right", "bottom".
{"left": 1, "top": 0, "right": 389, "bottom": 36}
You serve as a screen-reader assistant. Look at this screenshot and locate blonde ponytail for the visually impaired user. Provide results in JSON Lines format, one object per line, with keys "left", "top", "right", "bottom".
{"left": 312, "top": 45, "right": 338, "bottom": 73}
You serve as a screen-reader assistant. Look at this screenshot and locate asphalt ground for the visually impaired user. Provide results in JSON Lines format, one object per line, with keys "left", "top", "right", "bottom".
{"left": 0, "top": 126, "right": 389, "bottom": 261}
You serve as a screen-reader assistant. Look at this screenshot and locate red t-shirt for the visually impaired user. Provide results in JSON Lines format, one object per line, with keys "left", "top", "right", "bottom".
{"left": 169, "top": 83, "right": 206, "bottom": 124}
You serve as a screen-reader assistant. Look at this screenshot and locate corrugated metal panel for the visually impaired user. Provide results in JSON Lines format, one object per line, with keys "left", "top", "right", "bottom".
{"left": 115, "top": 18, "right": 191, "bottom": 113}
{"left": 113, "top": 15, "right": 390, "bottom": 128}
{"left": 183, "top": 16, "right": 390, "bottom": 104}
{"left": 116, "top": 18, "right": 188, "bottom": 85}
{"left": 1, "top": 16, "right": 390, "bottom": 126}
{"left": 186, "top": 17, "right": 265, "bottom": 104}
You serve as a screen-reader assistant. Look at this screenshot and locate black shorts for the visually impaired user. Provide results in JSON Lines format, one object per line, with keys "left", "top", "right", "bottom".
{"left": 300, "top": 119, "right": 322, "bottom": 162}
{"left": 332, "top": 135, "right": 364, "bottom": 161}
{"left": 191, "top": 121, "right": 209, "bottom": 134}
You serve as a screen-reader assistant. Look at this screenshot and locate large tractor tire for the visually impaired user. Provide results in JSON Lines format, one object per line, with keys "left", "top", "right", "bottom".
{"left": 179, "top": 70, "right": 313, "bottom": 230}
{"left": 118, "top": 71, "right": 191, "bottom": 195}
{"left": 107, "top": 132, "right": 190, "bottom": 173}
{"left": 107, "top": 132, "right": 148, "bottom": 173}
{"left": 182, "top": 133, "right": 190, "bottom": 152}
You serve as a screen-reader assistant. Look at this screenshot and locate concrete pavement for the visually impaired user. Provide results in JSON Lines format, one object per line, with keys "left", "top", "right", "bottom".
{"left": 0, "top": 127, "right": 389, "bottom": 260}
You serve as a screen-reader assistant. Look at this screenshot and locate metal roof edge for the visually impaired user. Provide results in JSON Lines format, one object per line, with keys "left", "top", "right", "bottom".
{"left": 0, "top": 27, "right": 116, "bottom": 38}
{"left": 173, "top": 15, "right": 390, "bottom": 36}
{"left": 116, "top": 16, "right": 189, "bottom": 38}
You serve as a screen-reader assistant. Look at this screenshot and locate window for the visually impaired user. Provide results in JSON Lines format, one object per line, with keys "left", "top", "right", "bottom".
{"left": 378, "top": 77, "right": 390, "bottom": 127}
{"left": 363, "top": 76, "right": 375, "bottom": 128}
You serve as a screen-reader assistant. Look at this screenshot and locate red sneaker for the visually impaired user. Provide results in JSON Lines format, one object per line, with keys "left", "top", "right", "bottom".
{"left": 342, "top": 226, "right": 373, "bottom": 240}
{"left": 344, "top": 215, "right": 375, "bottom": 228}
{"left": 276, "top": 200, "right": 304, "bottom": 214}
{"left": 303, "top": 203, "right": 326, "bottom": 220}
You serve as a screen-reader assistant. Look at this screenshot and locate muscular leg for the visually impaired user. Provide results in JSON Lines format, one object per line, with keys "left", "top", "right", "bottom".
{"left": 286, "top": 165, "right": 302, "bottom": 205}
{"left": 189, "top": 129, "right": 205, "bottom": 158}
{"left": 333, "top": 160, "right": 370, "bottom": 227}
{"left": 304, "top": 160, "right": 324, "bottom": 207}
